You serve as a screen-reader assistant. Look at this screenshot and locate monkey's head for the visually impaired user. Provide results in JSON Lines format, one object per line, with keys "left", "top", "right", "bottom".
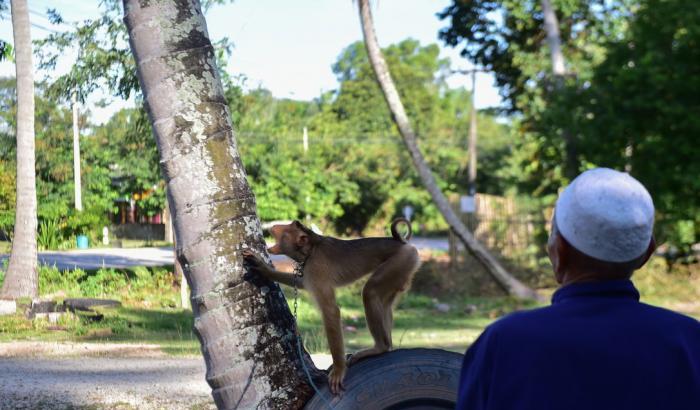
{"left": 267, "top": 220, "right": 315, "bottom": 261}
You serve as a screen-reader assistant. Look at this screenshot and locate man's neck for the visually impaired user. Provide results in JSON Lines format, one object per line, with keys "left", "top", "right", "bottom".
{"left": 559, "top": 270, "right": 631, "bottom": 286}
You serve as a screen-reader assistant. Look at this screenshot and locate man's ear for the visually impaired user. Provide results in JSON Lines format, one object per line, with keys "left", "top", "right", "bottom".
{"left": 636, "top": 236, "right": 656, "bottom": 269}
{"left": 553, "top": 234, "right": 570, "bottom": 284}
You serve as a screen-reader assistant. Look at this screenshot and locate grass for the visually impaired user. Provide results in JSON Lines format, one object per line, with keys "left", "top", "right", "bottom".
{"left": 290, "top": 283, "right": 534, "bottom": 353}
{"left": 0, "top": 256, "right": 698, "bottom": 358}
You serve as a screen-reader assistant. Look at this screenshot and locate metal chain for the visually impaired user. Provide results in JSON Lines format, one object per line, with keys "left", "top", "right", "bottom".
{"left": 292, "top": 261, "right": 334, "bottom": 409}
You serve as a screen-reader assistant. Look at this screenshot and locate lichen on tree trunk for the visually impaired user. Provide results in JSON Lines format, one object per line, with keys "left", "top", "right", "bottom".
{"left": 123, "top": 0, "right": 321, "bottom": 408}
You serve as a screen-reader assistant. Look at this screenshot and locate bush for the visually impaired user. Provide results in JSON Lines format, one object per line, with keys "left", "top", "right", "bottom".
{"left": 34, "top": 265, "right": 180, "bottom": 308}
{"left": 39, "top": 265, "right": 86, "bottom": 296}
{"left": 81, "top": 268, "right": 128, "bottom": 298}
{"left": 37, "top": 219, "right": 61, "bottom": 250}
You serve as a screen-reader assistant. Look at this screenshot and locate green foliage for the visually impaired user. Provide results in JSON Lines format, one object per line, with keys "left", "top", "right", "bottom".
{"left": 234, "top": 39, "right": 512, "bottom": 234}
{"left": 33, "top": 265, "right": 180, "bottom": 308}
{"left": 569, "top": 0, "right": 700, "bottom": 249}
{"left": 439, "top": 0, "right": 700, "bottom": 250}
{"left": 88, "top": 107, "right": 165, "bottom": 217}
{"left": 80, "top": 268, "right": 128, "bottom": 298}
{"left": 39, "top": 265, "right": 86, "bottom": 296}
{"left": 0, "top": 80, "right": 165, "bottom": 247}
{"left": 37, "top": 219, "right": 61, "bottom": 250}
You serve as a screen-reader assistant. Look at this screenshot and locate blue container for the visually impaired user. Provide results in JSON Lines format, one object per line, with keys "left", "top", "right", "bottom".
{"left": 76, "top": 235, "right": 89, "bottom": 249}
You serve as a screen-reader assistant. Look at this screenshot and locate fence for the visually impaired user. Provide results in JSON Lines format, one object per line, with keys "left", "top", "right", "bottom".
{"left": 448, "top": 194, "right": 552, "bottom": 279}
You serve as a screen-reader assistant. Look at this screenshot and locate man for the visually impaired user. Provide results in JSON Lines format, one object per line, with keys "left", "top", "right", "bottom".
{"left": 457, "top": 168, "right": 700, "bottom": 410}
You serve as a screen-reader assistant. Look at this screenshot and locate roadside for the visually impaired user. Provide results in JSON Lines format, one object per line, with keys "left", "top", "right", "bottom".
{"left": 0, "top": 237, "right": 449, "bottom": 271}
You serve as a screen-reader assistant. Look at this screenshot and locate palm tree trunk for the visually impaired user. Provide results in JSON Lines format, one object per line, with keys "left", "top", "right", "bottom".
{"left": 357, "top": 0, "right": 538, "bottom": 300}
{"left": 1, "top": 0, "right": 38, "bottom": 300}
{"left": 123, "top": 1, "right": 321, "bottom": 408}
{"left": 540, "top": 0, "right": 566, "bottom": 76}
{"left": 539, "top": 0, "right": 578, "bottom": 179}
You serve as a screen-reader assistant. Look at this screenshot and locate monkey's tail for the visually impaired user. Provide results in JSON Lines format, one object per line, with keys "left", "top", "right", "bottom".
{"left": 391, "top": 218, "right": 413, "bottom": 243}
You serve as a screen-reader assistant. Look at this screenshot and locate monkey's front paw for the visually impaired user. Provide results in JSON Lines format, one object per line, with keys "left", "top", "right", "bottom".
{"left": 242, "top": 250, "right": 268, "bottom": 279}
{"left": 328, "top": 364, "right": 346, "bottom": 395}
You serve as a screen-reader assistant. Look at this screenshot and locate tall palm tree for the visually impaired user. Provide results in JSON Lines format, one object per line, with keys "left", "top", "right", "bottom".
{"left": 357, "top": 0, "right": 538, "bottom": 300}
{"left": 123, "top": 0, "right": 321, "bottom": 408}
{"left": 1, "top": 0, "right": 38, "bottom": 300}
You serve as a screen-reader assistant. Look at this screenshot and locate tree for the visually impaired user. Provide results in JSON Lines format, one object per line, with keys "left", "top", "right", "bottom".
{"left": 1, "top": 0, "right": 37, "bottom": 299}
{"left": 357, "top": 0, "right": 538, "bottom": 300}
{"left": 438, "top": 0, "right": 618, "bottom": 187}
{"left": 570, "top": 0, "right": 700, "bottom": 250}
{"left": 0, "top": 79, "right": 117, "bottom": 248}
{"left": 538, "top": 0, "right": 579, "bottom": 180}
{"left": 123, "top": 0, "right": 320, "bottom": 408}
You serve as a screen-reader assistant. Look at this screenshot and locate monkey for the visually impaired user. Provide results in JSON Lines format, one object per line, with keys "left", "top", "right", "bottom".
{"left": 242, "top": 218, "right": 420, "bottom": 395}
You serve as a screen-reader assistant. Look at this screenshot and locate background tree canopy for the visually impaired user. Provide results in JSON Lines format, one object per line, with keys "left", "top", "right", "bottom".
{"left": 439, "top": 0, "right": 700, "bottom": 250}
{"left": 0, "top": 0, "right": 697, "bottom": 253}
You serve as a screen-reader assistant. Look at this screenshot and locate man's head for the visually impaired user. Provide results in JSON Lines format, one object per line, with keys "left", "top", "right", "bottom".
{"left": 547, "top": 168, "right": 656, "bottom": 285}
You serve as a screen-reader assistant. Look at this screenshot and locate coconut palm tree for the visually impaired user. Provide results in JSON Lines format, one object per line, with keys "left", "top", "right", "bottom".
{"left": 357, "top": 0, "right": 538, "bottom": 300}
{"left": 1, "top": 0, "right": 38, "bottom": 300}
{"left": 123, "top": 0, "right": 321, "bottom": 407}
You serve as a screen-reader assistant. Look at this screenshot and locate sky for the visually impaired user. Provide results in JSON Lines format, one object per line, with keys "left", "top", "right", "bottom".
{"left": 0, "top": 0, "right": 504, "bottom": 124}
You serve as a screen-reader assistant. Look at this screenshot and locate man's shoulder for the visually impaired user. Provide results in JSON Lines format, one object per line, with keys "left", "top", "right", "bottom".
{"left": 636, "top": 302, "right": 700, "bottom": 329}
{"left": 484, "top": 305, "right": 559, "bottom": 336}
{"left": 487, "top": 301, "right": 700, "bottom": 336}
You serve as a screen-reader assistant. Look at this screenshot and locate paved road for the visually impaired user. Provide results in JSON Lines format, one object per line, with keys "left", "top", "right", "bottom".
{"left": 1, "top": 238, "right": 448, "bottom": 271}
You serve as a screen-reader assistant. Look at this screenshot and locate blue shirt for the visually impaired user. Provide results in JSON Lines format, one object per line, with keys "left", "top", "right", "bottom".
{"left": 457, "top": 280, "right": 700, "bottom": 410}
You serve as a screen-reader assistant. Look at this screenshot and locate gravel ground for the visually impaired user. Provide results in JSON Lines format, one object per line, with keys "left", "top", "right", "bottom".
{"left": 0, "top": 356, "right": 215, "bottom": 410}
{"left": 0, "top": 343, "right": 333, "bottom": 410}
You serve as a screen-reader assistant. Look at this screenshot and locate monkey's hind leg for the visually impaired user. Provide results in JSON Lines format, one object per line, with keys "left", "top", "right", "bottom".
{"left": 348, "top": 246, "right": 418, "bottom": 366}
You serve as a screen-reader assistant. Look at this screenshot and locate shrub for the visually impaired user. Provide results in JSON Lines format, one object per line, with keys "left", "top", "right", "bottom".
{"left": 81, "top": 268, "right": 128, "bottom": 298}
{"left": 37, "top": 219, "right": 61, "bottom": 250}
{"left": 38, "top": 265, "right": 85, "bottom": 296}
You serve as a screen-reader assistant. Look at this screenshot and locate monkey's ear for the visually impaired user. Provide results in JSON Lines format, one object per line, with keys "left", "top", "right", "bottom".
{"left": 296, "top": 232, "right": 309, "bottom": 247}
{"left": 292, "top": 220, "right": 303, "bottom": 228}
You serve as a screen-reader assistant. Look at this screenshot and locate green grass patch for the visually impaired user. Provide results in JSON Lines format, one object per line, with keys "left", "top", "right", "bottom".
{"left": 287, "top": 281, "right": 537, "bottom": 354}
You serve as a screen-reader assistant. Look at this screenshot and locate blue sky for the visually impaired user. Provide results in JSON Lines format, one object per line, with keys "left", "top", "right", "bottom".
{"left": 0, "top": 0, "right": 503, "bottom": 123}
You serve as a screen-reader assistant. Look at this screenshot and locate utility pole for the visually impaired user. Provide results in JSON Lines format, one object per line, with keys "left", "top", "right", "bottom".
{"left": 468, "top": 70, "right": 477, "bottom": 196}
{"left": 72, "top": 92, "right": 82, "bottom": 211}
{"left": 452, "top": 68, "right": 485, "bottom": 196}
{"left": 303, "top": 126, "right": 310, "bottom": 222}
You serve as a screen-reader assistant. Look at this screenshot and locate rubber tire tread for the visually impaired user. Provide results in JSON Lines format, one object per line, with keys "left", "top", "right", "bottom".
{"left": 304, "top": 348, "right": 463, "bottom": 410}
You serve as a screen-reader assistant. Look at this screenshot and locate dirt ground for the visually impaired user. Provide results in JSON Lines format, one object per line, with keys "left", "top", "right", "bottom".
{"left": 0, "top": 342, "right": 333, "bottom": 410}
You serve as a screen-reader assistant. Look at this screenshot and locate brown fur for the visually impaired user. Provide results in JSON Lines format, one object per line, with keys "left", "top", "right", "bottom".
{"left": 243, "top": 218, "right": 420, "bottom": 394}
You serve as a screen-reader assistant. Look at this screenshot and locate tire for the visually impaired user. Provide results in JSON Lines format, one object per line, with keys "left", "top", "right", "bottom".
{"left": 304, "top": 348, "right": 463, "bottom": 410}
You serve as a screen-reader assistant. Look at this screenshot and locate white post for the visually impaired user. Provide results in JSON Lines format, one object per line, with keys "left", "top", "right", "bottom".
{"left": 302, "top": 126, "right": 308, "bottom": 153}
{"left": 72, "top": 92, "right": 82, "bottom": 211}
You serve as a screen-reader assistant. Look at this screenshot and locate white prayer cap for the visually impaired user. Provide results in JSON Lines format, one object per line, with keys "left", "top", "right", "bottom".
{"left": 554, "top": 168, "right": 654, "bottom": 263}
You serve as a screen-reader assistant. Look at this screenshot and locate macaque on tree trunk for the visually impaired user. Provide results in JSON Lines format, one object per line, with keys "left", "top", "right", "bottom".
{"left": 243, "top": 218, "right": 420, "bottom": 394}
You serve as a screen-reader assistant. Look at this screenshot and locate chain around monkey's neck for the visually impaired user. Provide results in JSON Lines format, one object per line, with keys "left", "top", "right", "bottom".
{"left": 293, "top": 250, "right": 312, "bottom": 278}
